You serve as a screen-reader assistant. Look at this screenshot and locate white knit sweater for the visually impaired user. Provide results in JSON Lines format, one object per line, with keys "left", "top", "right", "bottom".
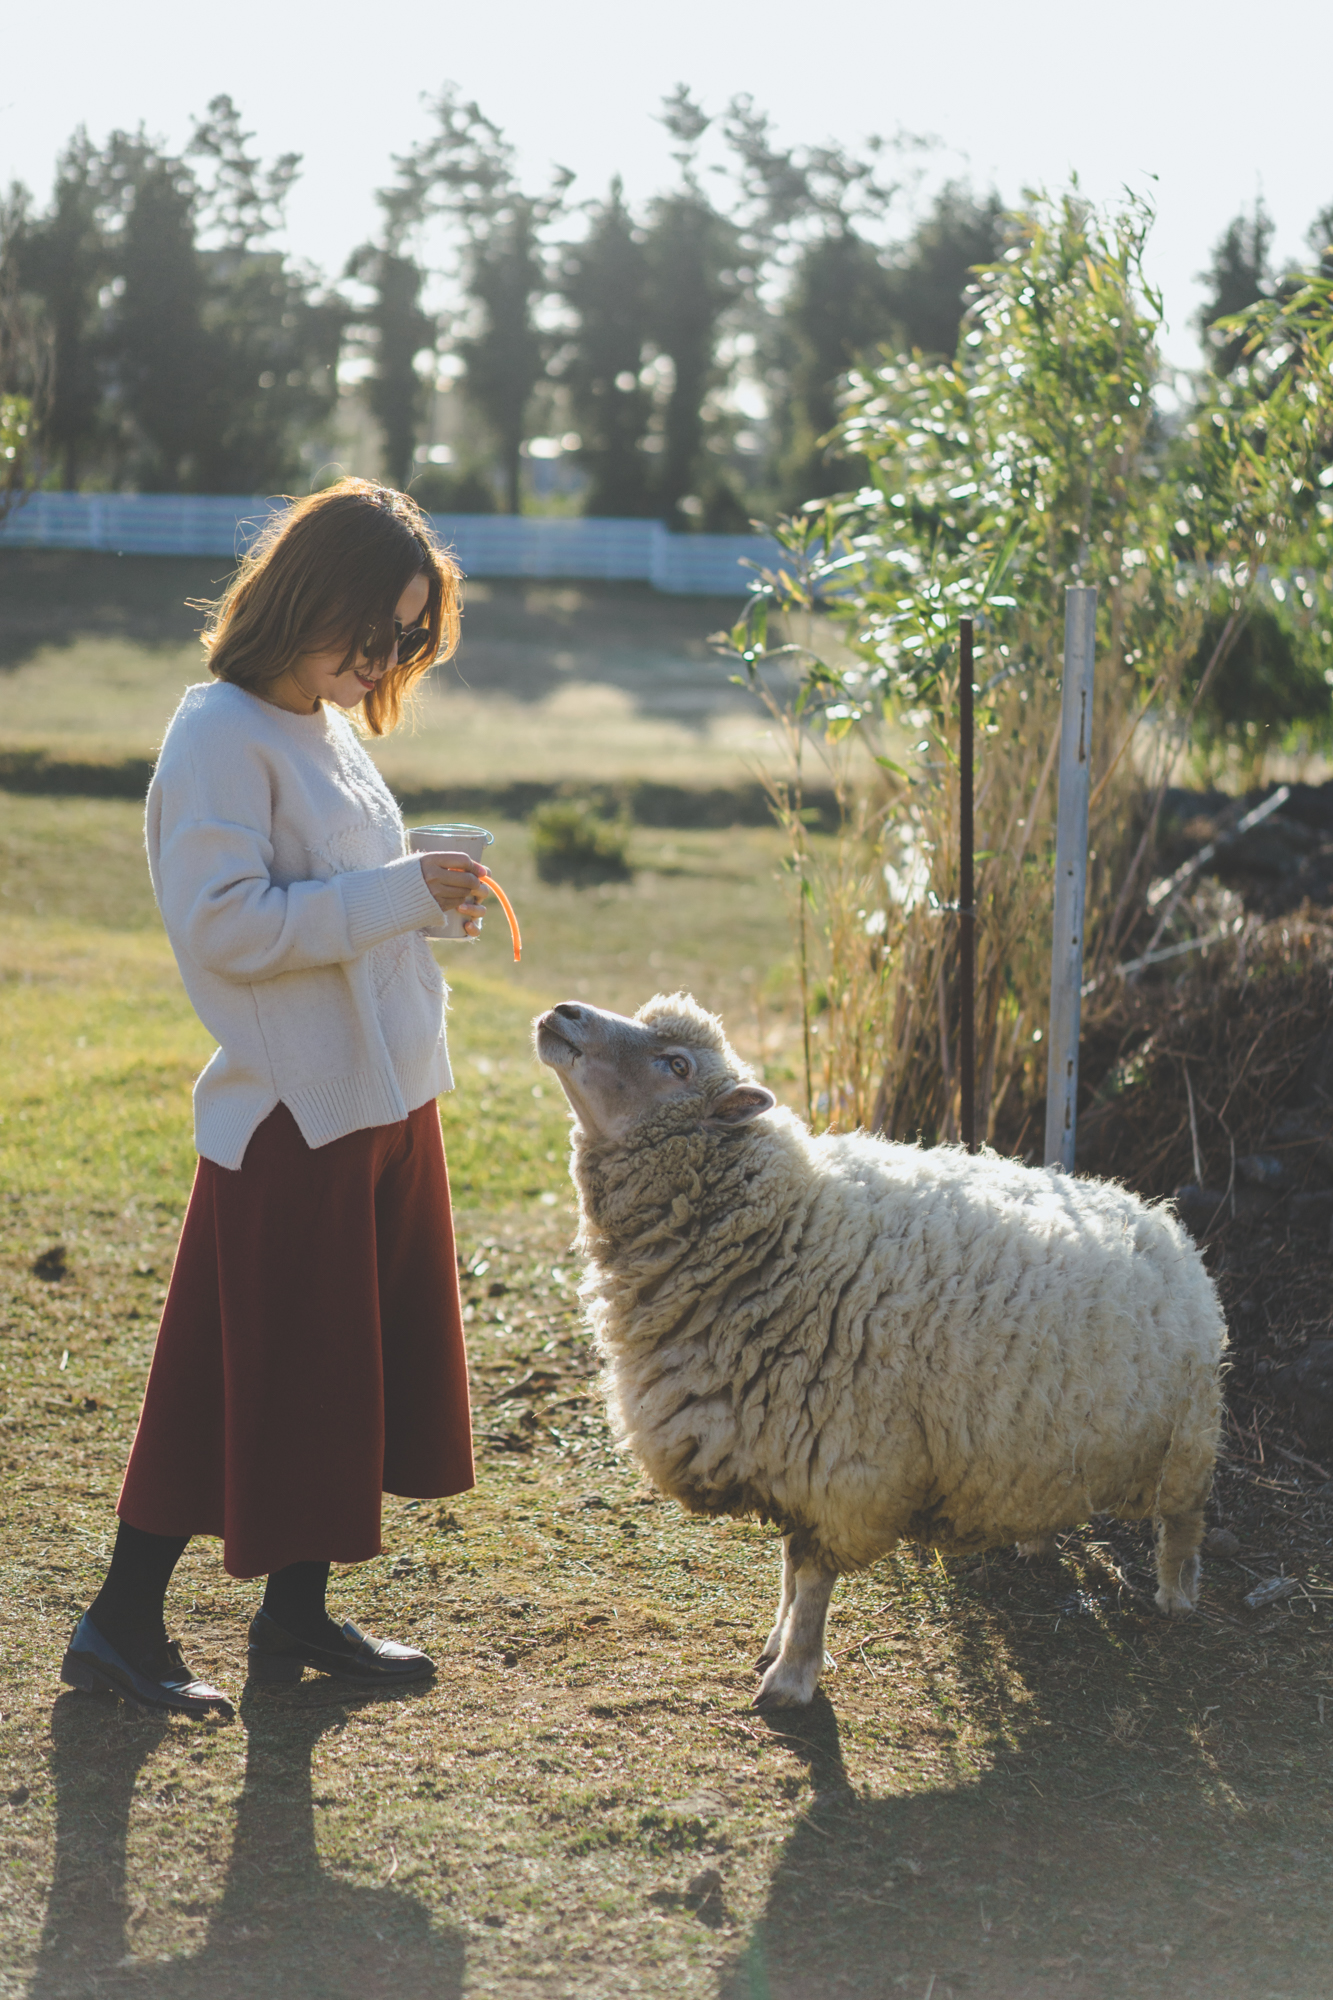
{"left": 146, "top": 681, "right": 453, "bottom": 1169}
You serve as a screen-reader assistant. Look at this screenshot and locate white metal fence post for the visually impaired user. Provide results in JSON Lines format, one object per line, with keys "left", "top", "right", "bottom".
{"left": 1044, "top": 585, "right": 1098, "bottom": 1171}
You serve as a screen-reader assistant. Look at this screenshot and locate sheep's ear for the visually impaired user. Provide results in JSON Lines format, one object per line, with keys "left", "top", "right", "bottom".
{"left": 707, "top": 1083, "right": 776, "bottom": 1128}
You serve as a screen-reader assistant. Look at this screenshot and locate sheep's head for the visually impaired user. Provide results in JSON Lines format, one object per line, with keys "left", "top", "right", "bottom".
{"left": 533, "top": 992, "right": 775, "bottom": 1144}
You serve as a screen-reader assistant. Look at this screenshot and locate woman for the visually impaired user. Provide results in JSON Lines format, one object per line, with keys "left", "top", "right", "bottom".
{"left": 62, "top": 480, "right": 487, "bottom": 1718}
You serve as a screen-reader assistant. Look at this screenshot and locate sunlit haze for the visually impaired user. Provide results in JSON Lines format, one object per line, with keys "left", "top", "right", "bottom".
{"left": 3, "top": 0, "right": 1327, "bottom": 373}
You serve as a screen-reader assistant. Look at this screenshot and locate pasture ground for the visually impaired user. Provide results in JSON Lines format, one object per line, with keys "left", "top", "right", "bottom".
{"left": 0, "top": 552, "right": 785, "bottom": 790}
{"left": 1, "top": 795, "right": 1330, "bottom": 2000}
{"left": 1, "top": 558, "right": 1332, "bottom": 1997}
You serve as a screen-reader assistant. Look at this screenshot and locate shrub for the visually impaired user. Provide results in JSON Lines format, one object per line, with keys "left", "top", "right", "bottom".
{"left": 407, "top": 463, "right": 497, "bottom": 513}
{"left": 1186, "top": 602, "right": 1333, "bottom": 780}
{"left": 530, "top": 798, "right": 633, "bottom": 886}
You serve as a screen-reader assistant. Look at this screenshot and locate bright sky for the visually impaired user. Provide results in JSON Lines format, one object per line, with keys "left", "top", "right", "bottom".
{"left": 3, "top": 0, "right": 1328, "bottom": 374}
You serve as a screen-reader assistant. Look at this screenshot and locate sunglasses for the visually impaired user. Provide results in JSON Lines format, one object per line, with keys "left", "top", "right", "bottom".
{"left": 361, "top": 619, "right": 434, "bottom": 670}
{"left": 392, "top": 618, "right": 433, "bottom": 666}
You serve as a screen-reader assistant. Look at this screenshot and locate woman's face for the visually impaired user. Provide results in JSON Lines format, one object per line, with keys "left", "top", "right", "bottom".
{"left": 263, "top": 572, "right": 431, "bottom": 714}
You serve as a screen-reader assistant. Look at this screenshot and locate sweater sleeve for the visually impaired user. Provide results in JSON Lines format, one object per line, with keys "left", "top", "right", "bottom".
{"left": 149, "top": 710, "right": 442, "bottom": 983}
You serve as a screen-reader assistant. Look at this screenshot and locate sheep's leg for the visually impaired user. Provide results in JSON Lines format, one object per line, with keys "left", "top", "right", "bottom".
{"left": 753, "top": 1556, "right": 838, "bottom": 1710}
{"left": 757, "top": 1538, "right": 797, "bottom": 1669}
{"left": 1154, "top": 1509, "right": 1204, "bottom": 1615}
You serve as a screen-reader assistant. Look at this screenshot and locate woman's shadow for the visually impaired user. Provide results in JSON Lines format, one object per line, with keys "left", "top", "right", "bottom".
{"left": 31, "top": 1682, "right": 464, "bottom": 2000}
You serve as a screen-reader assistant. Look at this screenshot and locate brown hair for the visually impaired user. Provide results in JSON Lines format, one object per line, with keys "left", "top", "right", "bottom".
{"left": 201, "top": 479, "right": 461, "bottom": 735}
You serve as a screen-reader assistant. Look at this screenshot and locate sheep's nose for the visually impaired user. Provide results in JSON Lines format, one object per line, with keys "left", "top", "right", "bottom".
{"left": 553, "top": 1003, "right": 585, "bottom": 1022}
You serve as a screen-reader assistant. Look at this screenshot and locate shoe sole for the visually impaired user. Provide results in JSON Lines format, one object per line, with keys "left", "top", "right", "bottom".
{"left": 60, "top": 1651, "right": 107, "bottom": 1697}
{"left": 61, "top": 1649, "right": 233, "bottom": 1718}
{"left": 246, "top": 1646, "right": 434, "bottom": 1687}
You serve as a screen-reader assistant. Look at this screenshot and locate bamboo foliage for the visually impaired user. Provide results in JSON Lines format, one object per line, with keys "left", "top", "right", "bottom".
{"left": 718, "top": 188, "right": 1333, "bottom": 1149}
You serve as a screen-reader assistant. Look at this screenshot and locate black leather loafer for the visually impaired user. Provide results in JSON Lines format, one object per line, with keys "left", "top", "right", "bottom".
{"left": 61, "top": 1613, "right": 235, "bottom": 1719}
{"left": 246, "top": 1610, "right": 435, "bottom": 1686}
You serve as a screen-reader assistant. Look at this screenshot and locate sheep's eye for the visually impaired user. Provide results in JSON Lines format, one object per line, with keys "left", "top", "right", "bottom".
{"left": 668, "top": 1056, "right": 691, "bottom": 1078}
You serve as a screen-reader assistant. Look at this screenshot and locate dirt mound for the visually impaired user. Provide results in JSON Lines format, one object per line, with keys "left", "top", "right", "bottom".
{"left": 1071, "top": 908, "right": 1333, "bottom": 1481}
{"left": 1160, "top": 778, "right": 1333, "bottom": 915}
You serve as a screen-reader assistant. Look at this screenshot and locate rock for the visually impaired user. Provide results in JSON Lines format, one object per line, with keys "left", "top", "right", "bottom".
{"left": 684, "top": 1869, "right": 727, "bottom": 1928}
{"left": 1237, "top": 1154, "right": 1290, "bottom": 1189}
{"left": 1217, "top": 818, "right": 1316, "bottom": 879}
{"left": 1288, "top": 1190, "right": 1333, "bottom": 1234}
{"left": 1276, "top": 779, "right": 1333, "bottom": 838}
{"left": 1172, "top": 1184, "right": 1279, "bottom": 1237}
{"left": 1294, "top": 1027, "right": 1333, "bottom": 1111}
{"left": 1266, "top": 1110, "right": 1333, "bottom": 1180}
{"left": 1244, "top": 1576, "right": 1300, "bottom": 1611}
{"left": 1268, "top": 1339, "right": 1333, "bottom": 1454}
{"left": 1203, "top": 1528, "right": 1241, "bottom": 1557}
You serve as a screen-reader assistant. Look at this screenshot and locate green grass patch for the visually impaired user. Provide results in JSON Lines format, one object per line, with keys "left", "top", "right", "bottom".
{"left": 0, "top": 792, "right": 803, "bottom": 1219}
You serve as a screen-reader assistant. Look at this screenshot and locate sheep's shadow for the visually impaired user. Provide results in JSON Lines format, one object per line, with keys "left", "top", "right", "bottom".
{"left": 719, "top": 1578, "right": 1328, "bottom": 2000}
{"left": 29, "top": 1683, "right": 463, "bottom": 2000}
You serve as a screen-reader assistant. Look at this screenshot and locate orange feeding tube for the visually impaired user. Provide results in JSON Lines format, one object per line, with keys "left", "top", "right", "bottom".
{"left": 481, "top": 876, "right": 522, "bottom": 962}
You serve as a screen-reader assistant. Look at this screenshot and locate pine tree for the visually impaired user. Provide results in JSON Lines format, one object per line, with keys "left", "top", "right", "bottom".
{"left": 104, "top": 134, "right": 210, "bottom": 489}
{"left": 20, "top": 108, "right": 344, "bottom": 493}
{"left": 345, "top": 242, "right": 434, "bottom": 491}
{"left": 453, "top": 200, "right": 550, "bottom": 516}
{"left": 781, "top": 229, "right": 898, "bottom": 501}
{"left": 1197, "top": 201, "right": 1275, "bottom": 376}
{"left": 16, "top": 133, "right": 106, "bottom": 489}
{"left": 188, "top": 98, "right": 344, "bottom": 492}
{"left": 0, "top": 189, "right": 52, "bottom": 518}
{"left": 724, "top": 100, "right": 909, "bottom": 507}
{"left": 643, "top": 88, "right": 741, "bottom": 526}
{"left": 558, "top": 178, "right": 654, "bottom": 516}
{"left": 380, "top": 87, "right": 569, "bottom": 513}
{"left": 881, "top": 182, "right": 1006, "bottom": 358}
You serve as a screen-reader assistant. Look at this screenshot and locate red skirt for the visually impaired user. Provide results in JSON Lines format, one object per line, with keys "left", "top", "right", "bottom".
{"left": 118, "top": 1100, "right": 474, "bottom": 1578}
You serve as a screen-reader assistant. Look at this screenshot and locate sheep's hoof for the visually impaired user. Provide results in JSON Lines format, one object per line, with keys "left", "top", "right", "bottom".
{"left": 1155, "top": 1552, "right": 1202, "bottom": 1616}
{"left": 755, "top": 1651, "right": 778, "bottom": 1672}
{"left": 752, "top": 1687, "right": 809, "bottom": 1712}
{"left": 753, "top": 1660, "right": 819, "bottom": 1709}
{"left": 1015, "top": 1534, "right": 1059, "bottom": 1559}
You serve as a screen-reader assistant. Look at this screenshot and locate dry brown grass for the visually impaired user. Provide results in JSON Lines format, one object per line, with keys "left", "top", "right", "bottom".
{"left": 1072, "top": 905, "right": 1333, "bottom": 1201}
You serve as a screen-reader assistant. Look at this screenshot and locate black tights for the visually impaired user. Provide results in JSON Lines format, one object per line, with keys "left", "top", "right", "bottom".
{"left": 87, "top": 1524, "right": 340, "bottom": 1669}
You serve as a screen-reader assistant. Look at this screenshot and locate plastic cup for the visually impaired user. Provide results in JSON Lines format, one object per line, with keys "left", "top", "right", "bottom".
{"left": 408, "top": 823, "right": 495, "bottom": 941}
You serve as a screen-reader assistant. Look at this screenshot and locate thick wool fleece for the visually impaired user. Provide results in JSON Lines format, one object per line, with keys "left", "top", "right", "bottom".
{"left": 147, "top": 681, "right": 451, "bottom": 1168}
{"left": 572, "top": 997, "right": 1225, "bottom": 1573}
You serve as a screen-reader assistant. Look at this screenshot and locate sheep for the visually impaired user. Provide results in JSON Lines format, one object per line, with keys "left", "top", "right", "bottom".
{"left": 534, "top": 992, "right": 1227, "bottom": 1709}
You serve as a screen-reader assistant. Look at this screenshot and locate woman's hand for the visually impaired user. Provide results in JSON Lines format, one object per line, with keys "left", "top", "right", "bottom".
{"left": 418, "top": 852, "right": 490, "bottom": 938}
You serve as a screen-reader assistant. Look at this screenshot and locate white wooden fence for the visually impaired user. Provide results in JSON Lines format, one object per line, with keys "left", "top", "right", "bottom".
{"left": 0, "top": 493, "right": 781, "bottom": 598}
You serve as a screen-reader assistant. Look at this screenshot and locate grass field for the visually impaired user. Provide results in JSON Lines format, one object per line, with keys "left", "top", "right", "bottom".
{"left": 0, "top": 552, "right": 788, "bottom": 791}
{"left": 3, "top": 568, "right": 1333, "bottom": 1998}
{"left": 0, "top": 794, "right": 801, "bottom": 1217}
